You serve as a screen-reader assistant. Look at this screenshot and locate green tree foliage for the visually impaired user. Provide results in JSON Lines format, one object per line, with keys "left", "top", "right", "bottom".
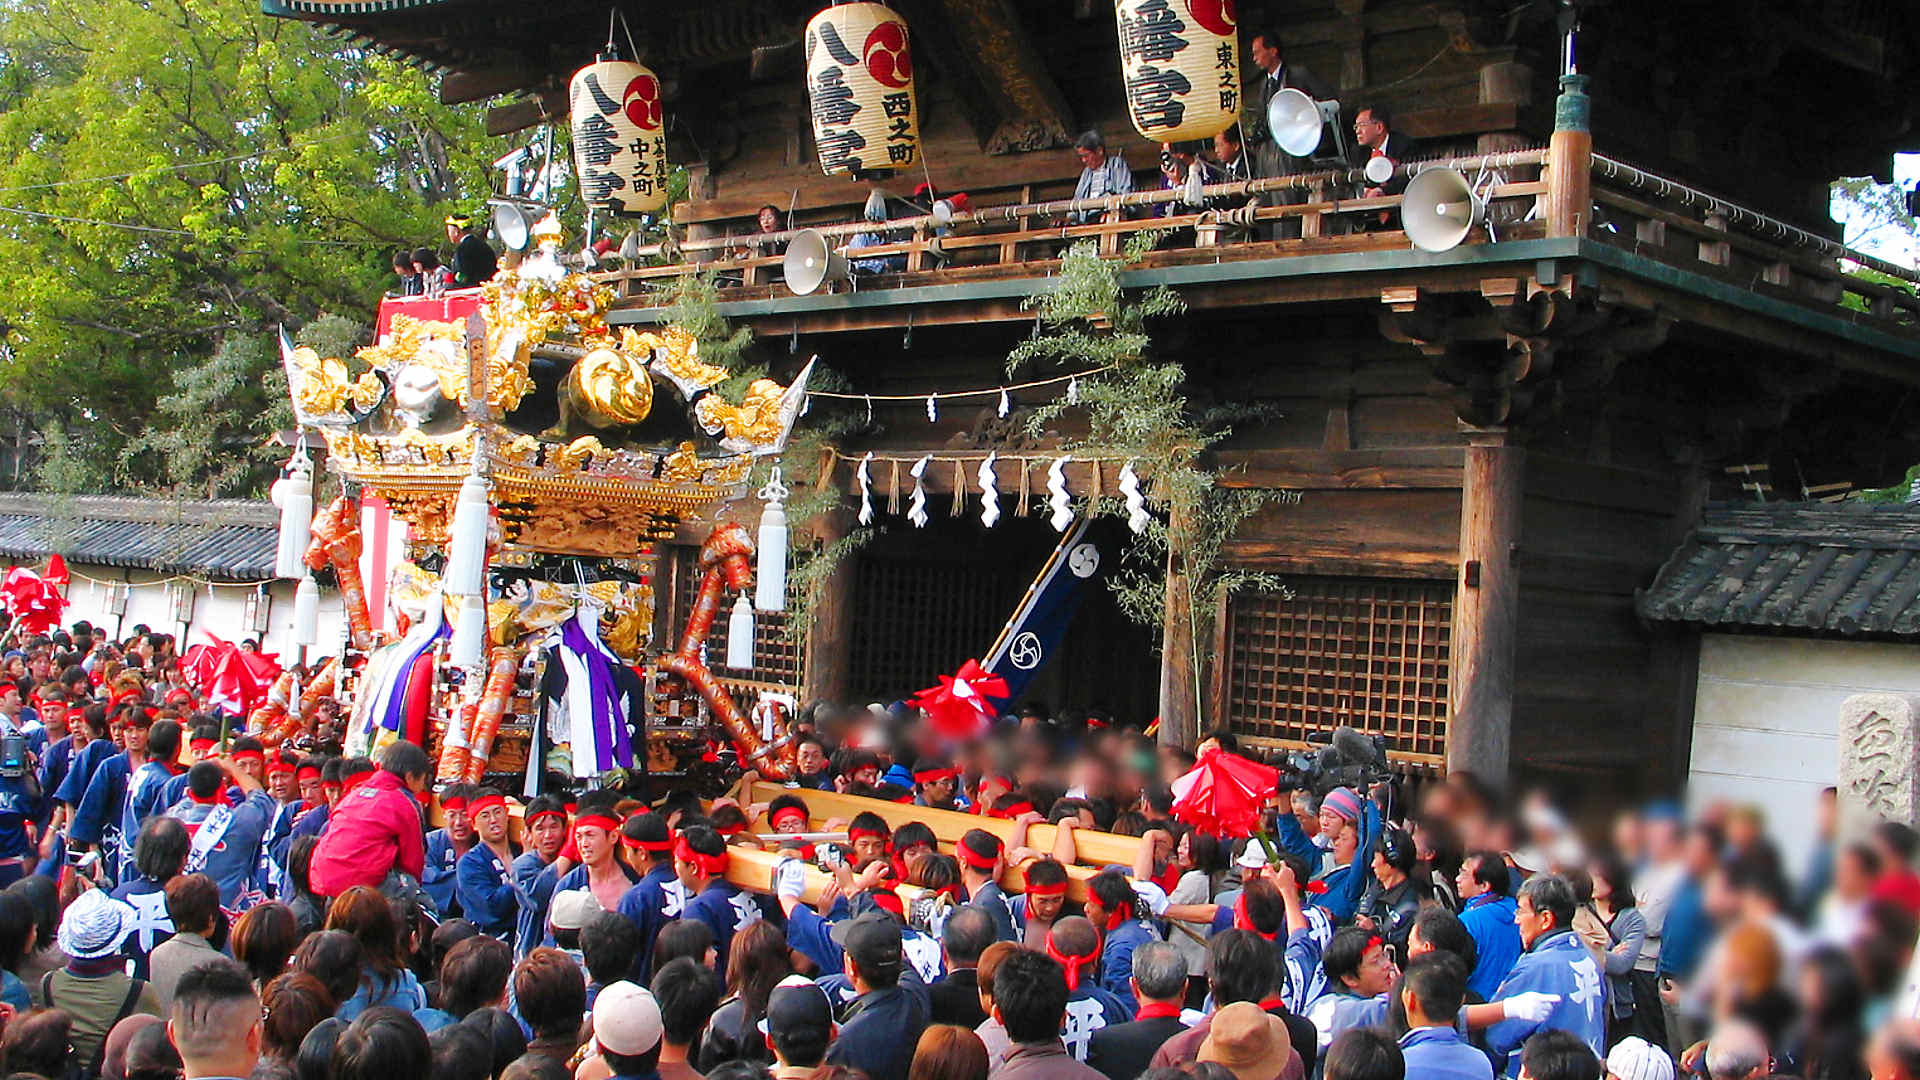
{"left": 0, "top": 0, "right": 495, "bottom": 495}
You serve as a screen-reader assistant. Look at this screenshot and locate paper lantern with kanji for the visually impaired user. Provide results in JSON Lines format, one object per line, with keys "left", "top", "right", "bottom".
{"left": 568, "top": 55, "right": 668, "bottom": 214}
{"left": 804, "top": 3, "right": 919, "bottom": 177}
{"left": 1115, "top": 0, "right": 1242, "bottom": 143}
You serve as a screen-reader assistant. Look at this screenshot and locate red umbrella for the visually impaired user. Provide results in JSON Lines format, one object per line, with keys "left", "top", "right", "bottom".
{"left": 0, "top": 566, "right": 66, "bottom": 635}
{"left": 186, "top": 637, "right": 283, "bottom": 716}
{"left": 1170, "top": 748, "right": 1279, "bottom": 838}
{"left": 911, "top": 659, "right": 1009, "bottom": 740}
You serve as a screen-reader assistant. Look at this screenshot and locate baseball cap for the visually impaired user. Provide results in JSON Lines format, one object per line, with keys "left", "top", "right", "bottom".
{"left": 1235, "top": 842, "right": 1272, "bottom": 871}
{"left": 592, "top": 981, "right": 664, "bottom": 1056}
{"left": 549, "top": 889, "right": 602, "bottom": 932}
{"left": 1607, "top": 1037, "right": 1676, "bottom": 1080}
{"left": 758, "top": 974, "right": 835, "bottom": 1039}
{"left": 829, "top": 910, "right": 903, "bottom": 977}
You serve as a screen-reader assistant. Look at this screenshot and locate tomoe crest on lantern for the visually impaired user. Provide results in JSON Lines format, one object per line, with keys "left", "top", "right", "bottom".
{"left": 569, "top": 55, "right": 668, "bottom": 214}
{"left": 804, "top": 2, "right": 919, "bottom": 177}
{"left": 1115, "top": 0, "right": 1241, "bottom": 143}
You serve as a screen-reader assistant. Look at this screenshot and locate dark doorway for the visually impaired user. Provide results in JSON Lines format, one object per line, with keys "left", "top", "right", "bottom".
{"left": 845, "top": 507, "right": 1162, "bottom": 723}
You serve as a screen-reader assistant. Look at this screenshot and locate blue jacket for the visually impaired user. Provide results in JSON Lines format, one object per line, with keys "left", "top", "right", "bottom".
{"left": 966, "top": 880, "right": 1018, "bottom": 942}
{"left": 1461, "top": 893, "right": 1524, "bottom": 1001}
{"left": 37, "top": 735, "right": 73, "bottom": 804}
{"left": 337, "top": 967, "right": 428, "bottom": 1020}
{"left": 1400, "top": 1026, "right": 1494, "bottom": 1080}
{"left": 1062, "top": 982, "right": 1134, "bottom": 1062}
{"left": 685, "top": 879, "right": 778, "bottom": 977}
{"left": 456, "top": 843, "right": 521, "bottom": 939}
{"left": 511, "top": 851, "right": 558, "bottom": 957}
{"left": 1311, "top": 796, "right": 1380, "bottom": 924}
{"left": 615, "top": 863, "right": 686, "bottom": 982}
{"left": 1484, "top": 930, "right": 1608, "bottom": 1076}
{"left": 166, "top": 789, "right": 274, "bottom": 907}
{"left": 422, "top": 829, "right": 466, "bottom": 917}
{"left": 787, "top": 901, "right": 945, "bottom": 986}
{"left": 54, "top": 738, "right": 113, "bottom": 807}
{"left": 110, "top": 876, "right": 175, "bottom": 980}
{"left": 0, "top": 775, "right": 42, "bottom": 860}
{"left": 823, "top": 983, "right": 928, "bottom": 1080}
{"left": 1099, "top": 918, "right": 1160, "bottom": 1014}
{"left": 1657, "top": 877, "right": 1710, "bottom": 979}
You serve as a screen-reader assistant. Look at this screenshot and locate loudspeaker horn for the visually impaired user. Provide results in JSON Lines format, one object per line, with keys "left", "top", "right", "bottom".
{"left": 1267, "top": 88, "right": 1325, "bottom": 157}
{"left": 1363, "top": 154, "right": 1395, "bottom": 186}
{"left": 1402, "top": 167, "right": 1483, "bottom": 253}
{"left": 783, "top": 229, "right": 851, "bottom": 295}
{"left": 490, "top": 201, "right": 535, "bottom": 252}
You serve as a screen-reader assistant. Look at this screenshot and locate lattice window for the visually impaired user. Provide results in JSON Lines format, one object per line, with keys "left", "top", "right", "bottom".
{"left": 1223, "top": 576, "right": 1453, "bottom": 762}
{"left": 846, "top": 556, "right": 1024, "bottom": 704}
{"left": 665, "top": 546, "right": 805, "bottom": 698}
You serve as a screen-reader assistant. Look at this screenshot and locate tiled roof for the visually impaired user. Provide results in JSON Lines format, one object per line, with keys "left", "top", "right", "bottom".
{"left": 1637, "top": 501, "right": 1920, "bottom": 636}
{"left": 0, "top": 493, "right": 279, "bottom": 581}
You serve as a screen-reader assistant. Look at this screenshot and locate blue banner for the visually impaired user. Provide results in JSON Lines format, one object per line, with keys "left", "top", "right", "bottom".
{"left": 982, "top": 519, "right": 1104, "bottom": 703}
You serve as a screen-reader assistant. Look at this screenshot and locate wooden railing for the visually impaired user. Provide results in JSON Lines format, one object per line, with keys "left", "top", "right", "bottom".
{"left": 592, "top": 148, "right": 1551, "bottom": 298}
{"left": 1583, "top": 153, "right": 1920, "bottom": 325}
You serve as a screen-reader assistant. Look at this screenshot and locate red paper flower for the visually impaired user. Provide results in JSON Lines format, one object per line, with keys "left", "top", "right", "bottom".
{"left": 0, "top": 566, "right": 67, "bottom": 635}
{"left": 1170, "top": 748, "right": 1279, "bottom": 838}
{"left": 911, "top": 659, "right": 1009, "bottom": 739}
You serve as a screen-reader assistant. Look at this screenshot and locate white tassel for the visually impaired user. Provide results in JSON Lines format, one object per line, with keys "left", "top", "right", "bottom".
{"left": 908, "top": 455, "right": 931, "bottom": 528}
{"left": 1120, "top": 460, "right": 1152, "bottom": 534}
{"left": 273, "top": 444, "right": 313, "bottom": 579}
{"left": 1047, "top": 454, "right": 1074, "bottom": 532}
{"left": 726, "top": 595, "right": 755, "bottom": 670}
{"left": 997, "top": 389, "right": 1010, "bottom": 418}
{"left": 443, "top": 468, "right": 491, "bottom": 596}
{"left": 291, "top": 574, "right": 320, "bottom": 650}
{"left": 856, "top": 452, "right": 875, "bottom": 525}
{"left": 978, "top": 453, "right": 1001, "bottom": 528}
{"left": 1067, "top": 377, "right": 1081, "bottom": 405}
{"left": 448, "top": 597, "right": 487, "bottom": 669}
{"left": 755, "top": 467, "right": 790, "bottom": 612}
{"left": 926, "top": 395, "right": 938, "bottom": 423}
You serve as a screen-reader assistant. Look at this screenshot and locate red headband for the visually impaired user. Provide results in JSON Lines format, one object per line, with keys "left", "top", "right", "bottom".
{"left": 528, "top": 808, "right": 567, "bottom": 828}
{"left": 189, "top": 738, "right": 215, "bottom": 751}
{"left": 266, "top": 758, "right": 295, "bottom": 777}
{"left": 468, "top": 794, "right": 507, "bottom": 817}
{"left": 622, "top": 834, "right": 675, "bottom": 853}
{"left": 849, "top": 826, "right": 889, "bottom": 844}
{"left": 340, "top": 772, "right": 372, "bottom": 795}
{"left": 1024, "top": 879, "right": 1067, "bottom": 898}
{"left": 674, "top": 836, "right": 729, "bottom": 876}
{"left": 987, "top": 801, "right": 1035, "bottom": 820}
{"left": 914, "top": 768, "right": 958, "bottom": 785}
{"left": 232, "top": 749, "right": 264, "bottom": 765}
{"left": 958, "top": 837, "right": 1001, "bottom": 871}
{"left": 1045, "top": 936, "right": 1095, "bottom": 992}
{"left": 716, "top": 821, "right": 747, "bottom": 837}
{"left": 769, "top": 806, "right": 809, "bottom": 829}
{"left": 575, "top": 812, "right": 621, "bottom": 834}
{"left": 441, "top": 794, "right": 469, "bottom": 812}
{"left": 1234, "top": 892, "right": 1277, "bottom": 942}
{"left": 296, "top": 765, "right": 321, "bottom": 782}
{"left": 868, "top": 889, "right": 905, "bottom": 918}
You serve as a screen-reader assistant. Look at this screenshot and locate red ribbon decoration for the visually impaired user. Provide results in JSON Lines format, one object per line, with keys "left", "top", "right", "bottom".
{"left": 910, "top": 659, "right": 1009, "bottom": 739}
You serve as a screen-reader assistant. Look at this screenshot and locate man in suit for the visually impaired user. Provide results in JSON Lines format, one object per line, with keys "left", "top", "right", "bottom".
{"left": 929, "top": 905, "right": 994, "bottom": 1027}
{"left": 1088, "top": 942, "right": 1191, "bottom": 1080}
{"left": 1244, "top": 28, "right": 1336, "bottom": 238}
{"left": 1351, "top": 103, "right": 1418, "bottom": 230}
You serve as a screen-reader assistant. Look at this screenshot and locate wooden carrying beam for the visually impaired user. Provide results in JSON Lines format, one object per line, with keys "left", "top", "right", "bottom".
{"left": 745, "top": 782, "right": 1139, "bottom": 869}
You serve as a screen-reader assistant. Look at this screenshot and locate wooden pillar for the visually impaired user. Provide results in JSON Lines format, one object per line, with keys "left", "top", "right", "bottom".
{"left": 1544, "top": 74, "right": 1592, "bottom": 239}
{"left": 802, "top": 507, "right": 858, "bottom": 704}
{"left": 1157, "top": 495, "right": 1199, "bottom": 748}
{"left": 1449, "top": 431, "right": 1523, "bottom": 785}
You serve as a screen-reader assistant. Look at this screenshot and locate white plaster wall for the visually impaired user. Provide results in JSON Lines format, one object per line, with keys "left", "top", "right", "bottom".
{"left": 14, "top": 563, "right": 347, "bottom": 662}
{"left": 1688, "top": 633, "right": 1920, "bottom": 878}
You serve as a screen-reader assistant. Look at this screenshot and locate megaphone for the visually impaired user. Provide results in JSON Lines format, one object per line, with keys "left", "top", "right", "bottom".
{"left": 490, "top": 201, "right": 536, "bottom": 252}
{"left": 931, "top": 192, "right": 971, "bottom": 226}
{"left": 783, "top": 229, "right": 851, "bottom": 295}
{"left": 1363, "top": 155, "right": 1396, "bottom": 186}
{"left": 1402, "top": 168, "right": 1483, "bottom": 253}
{"left": 1267, "top": 88, "right": 1326, "bottom": 157}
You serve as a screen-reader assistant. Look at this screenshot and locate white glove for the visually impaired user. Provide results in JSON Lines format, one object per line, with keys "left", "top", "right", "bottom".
{"left": 1501, "top": 991, "right": 1561, "bottom": 1022}
{"left": 774, "top": 857, "right": 807, "bottom": 900}
{"left": 1131, "top": 880, "right": 1170, "bottom": 917}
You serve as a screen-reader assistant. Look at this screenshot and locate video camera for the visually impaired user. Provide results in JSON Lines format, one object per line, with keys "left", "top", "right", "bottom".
{"left": 1277, "top": 725, "right": 1392, "bottom": 797}
{"left": 0, "top": 733, "right": 27, "bottom": 780}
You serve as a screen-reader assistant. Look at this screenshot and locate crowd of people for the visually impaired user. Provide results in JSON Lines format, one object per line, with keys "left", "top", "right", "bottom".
{"left": 388, "top": 215, "right": 499, "bottom": 298}
{"left": 0, "top": 620, "right": 1914, "bottom": 1080}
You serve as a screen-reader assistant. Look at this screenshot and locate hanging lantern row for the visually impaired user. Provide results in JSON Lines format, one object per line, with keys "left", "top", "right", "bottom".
{"left": 569, "top": 51, "right": 669, "bottom": 214}
{"left": 1116, "top": 0, "right": 1242, "bottom": 143}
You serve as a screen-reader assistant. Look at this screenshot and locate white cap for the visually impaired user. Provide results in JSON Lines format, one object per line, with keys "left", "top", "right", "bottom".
{"left": 593, "top": 981, "right": 664, "bottom": 1056}
{"left": 1606, "top": 1037, "right": 1675, "bottom": 1080}
{"left": 549, "top": 889, "right": 603, "bottom": 932}
{"left": 1235, "top": 842, "right": 1271, "bottom": 871}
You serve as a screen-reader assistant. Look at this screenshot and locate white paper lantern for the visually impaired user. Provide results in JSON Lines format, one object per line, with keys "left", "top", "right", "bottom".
{"left": 569, "top": 54, "right": 669, "bottom": 214}
{"left": 805, "top": 3, "right": 919, "bottom": 176}
{"left": 1115, "top": 0, "right": 1242, "bottom": 143}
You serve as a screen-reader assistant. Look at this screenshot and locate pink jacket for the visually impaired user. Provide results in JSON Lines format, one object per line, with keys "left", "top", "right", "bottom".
{"left": 310, "top": 770, "right": 426, "bottom": 897}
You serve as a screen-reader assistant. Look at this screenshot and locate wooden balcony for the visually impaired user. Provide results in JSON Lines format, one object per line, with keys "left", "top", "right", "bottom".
{"left": 588, "top": 145, "right": 1920, "bottom": 374}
